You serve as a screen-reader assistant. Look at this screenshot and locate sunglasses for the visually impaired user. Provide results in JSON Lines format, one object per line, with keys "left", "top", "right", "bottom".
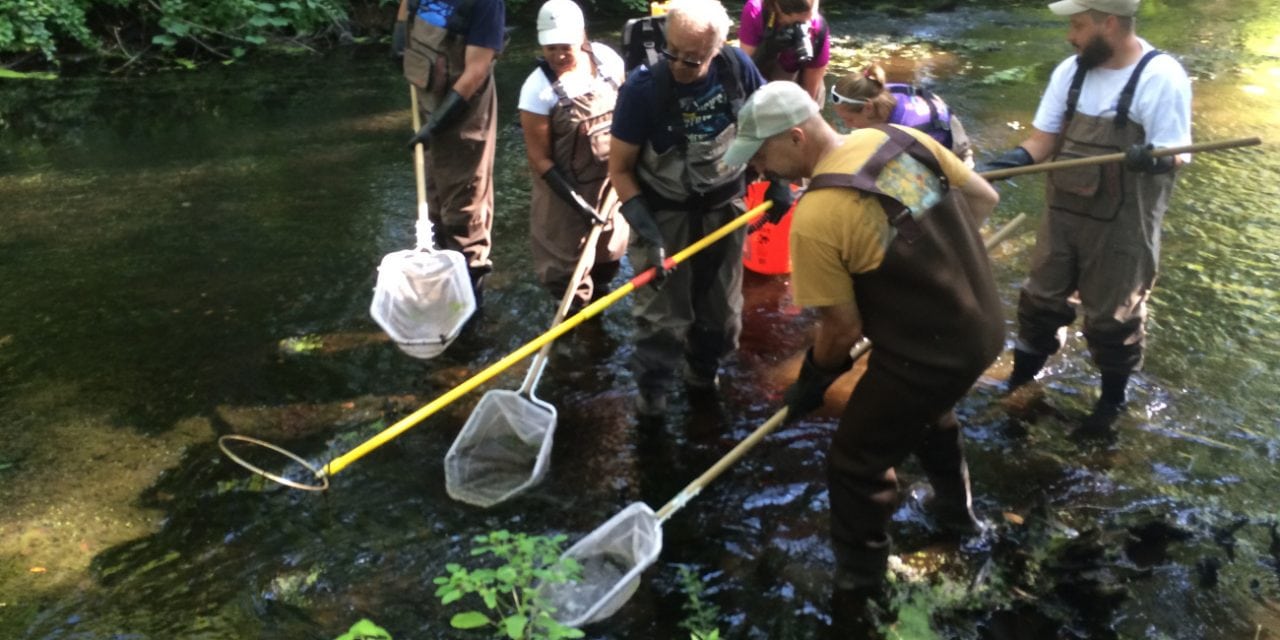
{"left": 660, "top": 48, "right": 706, "bottom": 68}
{"left": 829, "top": 86, "right": 868, "bottom": 107}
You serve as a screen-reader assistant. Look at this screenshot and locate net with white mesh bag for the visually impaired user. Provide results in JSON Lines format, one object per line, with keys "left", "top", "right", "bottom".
{"left": 369, "top": 88, "right": 476, "bottom": 360}
{"left": 446, "top": 200, "right": 613, "bottom": 507}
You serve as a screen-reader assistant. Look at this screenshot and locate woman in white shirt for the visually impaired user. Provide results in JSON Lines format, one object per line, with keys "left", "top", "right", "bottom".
{"left": 518, "top": 0, "right": 629, "bottom": 306}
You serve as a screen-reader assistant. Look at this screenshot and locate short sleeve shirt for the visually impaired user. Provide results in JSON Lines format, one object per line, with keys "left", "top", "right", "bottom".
{"left": 737, "top": 0, "right": 831, "bottom": 73}
{"left": 789, "top": 126, "right": 976, "bottom": 308}
{"left": 517, "top": 44, "right": 625, "bottom": 116}
{"left": 416, "top": 0, "right": 506, "bottom": 51}
{"left": 611, "top": 47, "right": 765, "bottom": 153}
{"left": 1032, "top": 38, "right": 1191, "bottom": 158}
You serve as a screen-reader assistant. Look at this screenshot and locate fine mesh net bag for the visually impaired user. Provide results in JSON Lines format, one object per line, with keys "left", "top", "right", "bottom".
{"left": 369, "top": 247, "right": 475, "bottom": 360}
{"left": 445, "top": 389, "right": 556, "bottom": 507}
{"left": 540, "top": 502, "right": 664, "bottom": 628}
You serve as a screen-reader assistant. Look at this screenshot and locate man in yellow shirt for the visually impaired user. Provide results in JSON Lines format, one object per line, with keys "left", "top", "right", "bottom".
{"left": 725, "top": 81, "right": 1002, "bottom": 631}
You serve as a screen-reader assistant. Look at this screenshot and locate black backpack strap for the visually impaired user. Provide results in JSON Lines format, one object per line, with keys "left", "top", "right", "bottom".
{"left": 1115, "top": 49, "right": 1163, "bottom": 128}
{"left": 716, "top": 47, "right": 746, "bottom": 113}
{"left": 807, "top": 126, "right": 949, "bottom": 243}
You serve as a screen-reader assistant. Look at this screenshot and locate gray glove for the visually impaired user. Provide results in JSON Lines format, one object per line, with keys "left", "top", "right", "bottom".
{"left": 620, "top": 197, "right": 669, "bottom": 288}
{"left": 392, "top": 20, "right": 407, "bottom": 59}
{"left": 783, "top": 348, "right": 853, "bottom": 420}
{"left": 977, "top": 146, "right": 1034, "bottom": 177}
{"left": 763, "top": 179, "right": 794, "bottom": 224}
{"left": 542, "top": 166, "right": 600, "bottom": 224}
{"left": 407, "top": 89, "right": 468, "bottom": 149}
{"left": 1124, "top": 143, "right": 1175, "bottom": 174}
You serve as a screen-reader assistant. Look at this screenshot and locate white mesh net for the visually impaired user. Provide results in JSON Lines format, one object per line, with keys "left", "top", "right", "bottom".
{"left": 445, "top": 390, "right": 556, "bottom": 507}
{"left": 541, "top": 502, "right": 664, "bottom": 628}
{"left": 369, "top": 248, "right": 475, "bottom": 359}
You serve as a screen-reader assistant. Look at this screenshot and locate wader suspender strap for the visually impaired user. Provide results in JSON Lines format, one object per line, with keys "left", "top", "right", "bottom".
{"left": 1115, "top": 49, "right": 1163, "bottom": 128}
{"left": 539, "top": 49, "right": 619, "bottom": 109}
{"left": 807, "top": 126, "right": 951, "bottom": 244}
{"left": 444, "top": 0, "right": 476, "bottom": 35}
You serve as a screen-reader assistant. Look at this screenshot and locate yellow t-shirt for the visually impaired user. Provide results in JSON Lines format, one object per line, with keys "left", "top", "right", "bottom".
{"left": 789, "top": 126, "right": 976, "bottom": 308}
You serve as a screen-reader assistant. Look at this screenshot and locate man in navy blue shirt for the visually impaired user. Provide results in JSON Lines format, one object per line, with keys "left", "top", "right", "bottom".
{"left": 396, "top": 0, "right": 505, "bottom": 298}
{"left": 609, "top": 0, "right": 765, "bottom": 417}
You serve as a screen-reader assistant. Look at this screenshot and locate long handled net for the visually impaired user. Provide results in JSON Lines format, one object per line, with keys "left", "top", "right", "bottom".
{"left": 540, "top": 214, "right": 1028, "bottom": 628}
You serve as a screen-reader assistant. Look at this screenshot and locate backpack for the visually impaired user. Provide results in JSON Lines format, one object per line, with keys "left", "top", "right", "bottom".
{"left": 621, "top": 15, "right": 667, "bottom": 74}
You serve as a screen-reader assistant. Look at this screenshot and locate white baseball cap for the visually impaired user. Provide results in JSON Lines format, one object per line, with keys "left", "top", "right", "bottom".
{"left": 724, "top": 81, "right": 820, "bottom": 167}
{"left": 1047, "top": 0, "right": 1139, "bottom": 17}
{"left": 537, "top": 0, "right": 586, "bottom": 46}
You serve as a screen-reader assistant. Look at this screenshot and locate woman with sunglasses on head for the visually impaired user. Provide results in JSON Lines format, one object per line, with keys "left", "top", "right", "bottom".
{"left": 737, "top": 0, "right": 830, "bottom": 102}
{"left": 830, "top": 64, "right": 974, "bottom": 167}
{"left": 518, "top": 0, "right": 630, "bottom": 307}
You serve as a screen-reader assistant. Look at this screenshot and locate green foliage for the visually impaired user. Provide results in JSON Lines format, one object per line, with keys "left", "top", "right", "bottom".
{"left": 675, "top": 565, "right": 721, "bottom": 640}
{"left": 333, "top": 618, "right": 393, "bottom": 640}
{"left": 0, "top": 0, "right": 346, "bottom": 65}
{"left": 0, "top": 0, "right": 104, "bottom": 60}
{"left": 433, "top": 530, "right": 586, "bottom": 640}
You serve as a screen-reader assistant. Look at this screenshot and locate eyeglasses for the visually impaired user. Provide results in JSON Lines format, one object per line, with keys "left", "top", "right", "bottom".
{"left": 660, "top": 48, "right": 706, "bottom": 68}
{"left": 829, "top": 86, "right": 867, "bottom": 107}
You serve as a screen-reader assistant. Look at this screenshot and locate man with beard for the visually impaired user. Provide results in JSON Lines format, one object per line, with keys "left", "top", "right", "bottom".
{"left": 981, "top": 0, "right": 1191, "bottom": 436}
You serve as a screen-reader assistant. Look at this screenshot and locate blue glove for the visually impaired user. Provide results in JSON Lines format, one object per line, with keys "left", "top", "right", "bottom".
{"left": 783, "top": 348, "right": 853, "bottom": 420}
{"left": 976, "top": 147, "right": 1034, "bottom": 177}
{"left": 1124, "top": 143, "right": 1175, "bottom": 174}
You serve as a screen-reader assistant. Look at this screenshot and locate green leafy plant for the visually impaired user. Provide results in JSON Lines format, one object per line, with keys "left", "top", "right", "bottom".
{"left": 334, "top": 618, "right": 393, "bottom": 640}
{"left": 434, "top": 531, "right": 585, "bottom": 640}
{"left": 676, "top": 565, "right": 721, "bottom": 640}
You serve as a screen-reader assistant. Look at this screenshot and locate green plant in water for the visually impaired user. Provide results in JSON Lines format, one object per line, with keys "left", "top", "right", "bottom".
{"left": 434, "top": 531, "right": 585, "bottom": 640}
{"left": 334, "top": 618, "right": 393, "bottom": 640}
{"left": 676, "top": 565, "right": 721, "bottom": 640}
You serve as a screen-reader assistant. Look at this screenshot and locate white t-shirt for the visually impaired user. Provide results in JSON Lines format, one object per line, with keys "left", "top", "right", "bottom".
{"left": 1033, "top": 38, "right": 1192, "bottom": 158}
{"left": 518, "top": 43, "right": 625, "bottom": 116}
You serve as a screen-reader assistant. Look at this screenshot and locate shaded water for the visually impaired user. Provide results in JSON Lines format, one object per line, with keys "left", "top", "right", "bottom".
{"left": 2, "top": 1, "right": 1279, "bottom": 638}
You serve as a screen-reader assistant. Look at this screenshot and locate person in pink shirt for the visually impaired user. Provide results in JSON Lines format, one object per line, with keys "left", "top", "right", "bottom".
{"left": 737, "top": 0, "right": 830, "bottom": 101}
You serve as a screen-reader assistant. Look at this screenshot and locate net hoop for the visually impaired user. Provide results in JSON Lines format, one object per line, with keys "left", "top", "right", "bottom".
{"left": 217, "top": 434, "right": 330, "bottom": 492}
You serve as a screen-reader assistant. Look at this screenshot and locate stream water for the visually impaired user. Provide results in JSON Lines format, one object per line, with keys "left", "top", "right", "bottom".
{"left": 2, "top": 1, "right": 1278, "bottom": 638}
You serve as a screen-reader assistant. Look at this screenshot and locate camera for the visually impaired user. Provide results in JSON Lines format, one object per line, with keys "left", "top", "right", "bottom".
{"left": 786, "top": 21, "right": 814, "bottom": 64}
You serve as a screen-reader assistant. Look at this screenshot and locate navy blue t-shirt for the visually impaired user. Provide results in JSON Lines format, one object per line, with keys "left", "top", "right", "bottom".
{"left": 417, "top": 0, "right": 506, "bottom": 51}
{"left": 611, "top": 47, "right": 764, "bottom": 153}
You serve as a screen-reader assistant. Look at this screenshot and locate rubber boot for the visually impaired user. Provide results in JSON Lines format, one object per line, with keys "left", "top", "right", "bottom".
{"left": 1006, "top": 349, "right": 1049, "bottom": 392}
{"left": 1078, "top": 372, "right": 1129, "bottom": 435}
{"left": 831, "top": 536, "right": 891, "bottom": 640}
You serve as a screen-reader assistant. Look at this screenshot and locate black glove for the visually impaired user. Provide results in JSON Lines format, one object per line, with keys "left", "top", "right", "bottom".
{"left": 620, "top": 196, "right": 669, "bottom": 288}
{"left": 976, "top": 146, "right": 1034, "bottom": 176}
{"left": 391, "top": 20, "right": 407, "bottom": 59}
{"left": 1124, "top": 143, "right": 1175, "bottom": 174}
{"left": 783, "top": 348, "right": 853, "bottom": 420}
{"left": 763, "top": 179, "right": 794, "bottom": 224}
{"left": 542, "top": 166, "right": 600, "bottom": 224}
{"left": 406, "top": 89, "right": 469, "bottom": 149}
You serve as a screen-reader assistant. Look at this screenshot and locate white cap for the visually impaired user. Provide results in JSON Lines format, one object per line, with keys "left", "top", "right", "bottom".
{"left": 1047, "top": 0, "right": 1139, "bottom": 17}
{"left": 724, "top": 81, "right": 820, "bottom": 167}
{"left": 537, "top": 0, "right": 586, "bottom": 46}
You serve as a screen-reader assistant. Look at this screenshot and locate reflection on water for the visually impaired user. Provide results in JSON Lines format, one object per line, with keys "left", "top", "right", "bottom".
{"left": 2, "top": 2, "right": 1279, "bottom": 639}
